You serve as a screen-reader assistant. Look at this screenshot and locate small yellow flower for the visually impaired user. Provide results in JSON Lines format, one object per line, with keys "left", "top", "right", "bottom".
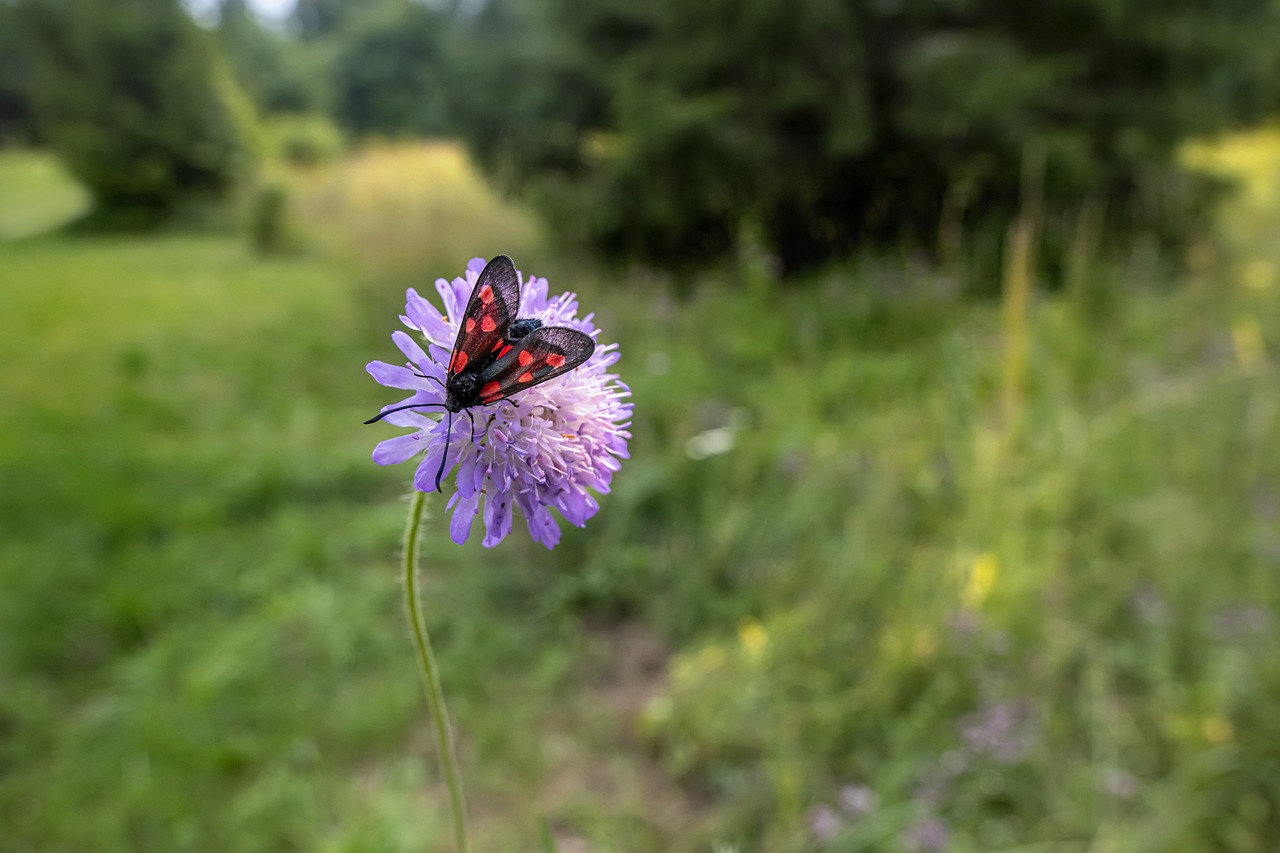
{"left": 1242, "top": 258, "right": 1275, "bottom": 292}
{"left": 640, "top": 695, "right": 674, "bottom": 732}
{"left": 912, "top": 628, "right": 937, "bottom": 661}
{"left": 964, "top": 553, "right": 999, "bottom": 610}
{"left": 697, "top": 644, "right": 726, "bottom": 672}
{"left": 737, "top": 618, "right": 769, "bottom": 662}
{"left": 1203, "top": 715, "right": 1235, "bottom": 744}
{"left": 1230, "top": 317, "right": 1268, "bottom": 373}
{"left": 673, "top": 643, "right": 727, "bottom": 687}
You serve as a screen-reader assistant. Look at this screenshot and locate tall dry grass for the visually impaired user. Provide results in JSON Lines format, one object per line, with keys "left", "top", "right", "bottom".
{"left": 290, "top": 141, "right": 543, "bottom": 289}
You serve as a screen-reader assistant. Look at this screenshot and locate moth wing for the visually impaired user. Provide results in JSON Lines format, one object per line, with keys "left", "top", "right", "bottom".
{"left": 448, "top": 255, "right": 521, "bottom": 376}
{"left": 475, "top": 326, "right": 596, "bottom": 404}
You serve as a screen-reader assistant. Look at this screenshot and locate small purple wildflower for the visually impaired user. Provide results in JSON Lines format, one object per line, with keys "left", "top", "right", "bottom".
{"left": 1130, "top": 583, "right": 1170, "bottom": 625}
{"left": 916, "top": 749, "right": 966, "bottom": 808}
{"left": 808, "top": 804, "right": 841, "bottom": 842}
{"left": 839, "top": 783, "right": 879, "bottom": 818}
{"left": 366, "top": 257, "right": 632, "bottom": 548}
{"left": 903, "top": 816, "right": 950, "bottom": 853}
{"left": 1211, "top": 601, "right": 1274, "bottom": 642}
{"left": 1100, "top": 767, "right": 1139, "bottom": 800}
{"left": 957, "top": 699, "right": 1039, "bottom": 765}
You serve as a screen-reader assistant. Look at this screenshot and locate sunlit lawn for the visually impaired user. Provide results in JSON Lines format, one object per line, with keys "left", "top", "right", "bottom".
{"left": 0, "top": 150, "right": 91, "bottom": 242}
{"left": 1, "top": 143, "right": 1278, "bottom": 851}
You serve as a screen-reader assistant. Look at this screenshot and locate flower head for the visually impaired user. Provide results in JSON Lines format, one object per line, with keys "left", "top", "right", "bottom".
{"left": 838, "top": 783, "right": 879, "bottom": 818}
{"left": 809, "top": 804, "right": 841, "bottom": 842}
{"left": 904, "top": 816, "right": 950, "bottom": 853}
{"left": 957, "top": 698, "right": 1039, "bottom": 765}
{"left": 367, "top": 257, "right": 631, "bottom": 548}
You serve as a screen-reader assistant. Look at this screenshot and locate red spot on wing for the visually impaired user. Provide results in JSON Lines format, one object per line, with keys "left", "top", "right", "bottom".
{"left": 479, "top": 284, "right": 494, "bottom": 304}
{"left": 465, "top": 317, "right": 476, "bottom": 334}
{"left": 496, "top": 343, "right": 513, "bottom": 359}
{"left": 480, "top": 315, "right": 497, "bottom": 333}
{"left": 450, "top": 350, "right": 468, "bottom": 373}
{"left": 480, "top": 381, "right": 502, "bottom": 399}
{"left": 546, "top": 353, "right": 567, "bottom": 368}
{"left": 518, "top": 350, "right": 534, "bottom": 367}
{"left": 517, "top": 371, "right": 534, "bottom": 383}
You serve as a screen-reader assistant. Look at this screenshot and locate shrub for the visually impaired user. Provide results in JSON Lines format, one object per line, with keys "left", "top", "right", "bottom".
{"left": 246, "top": 178, "right": 290, "bottom": 254}
{"left": 265, "top": 115, "right": 344, "bottom": 168}
{"left": 24, "top": 0, "right": 259, "bottom": 221}
{"left": 454, "top": 0, "right": 1280, "bottom": 272}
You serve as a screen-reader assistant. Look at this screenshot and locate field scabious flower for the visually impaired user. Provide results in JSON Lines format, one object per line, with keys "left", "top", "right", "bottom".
{"left": 367, "top": 257, "right": 631, "bottom": 548}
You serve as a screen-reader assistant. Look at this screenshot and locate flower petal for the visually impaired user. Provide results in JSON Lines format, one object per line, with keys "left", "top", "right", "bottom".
{"left": 449, "top": 492, "right": 479, "bottom": 545}
{"left": 372, "top": 432, "right": 428, "bottom": 465}
{"left": 522, "top": 275, "right": 549, "bottom": 313}
{"left": 482, "top": 489, "right": 513, "bottom": 547}
{"left": 392, "top": 330, "right": 428, "bottom": 366}
{"left": 526, "top": 505, "right": 561, "bottom": 549}
{"left": 453, "top": 451, "right": 479, "bottom": 498}
{"left": 427, "top": 343, "right": 452, "bottom": 369}
{"left": 383, "top": 409, "right": 432, "bottom": 428}
{"left": 414, "top": 440, "right": 449, "bottom": 492}
{"left": 367, "top": 360, "right": 427, "bottom": 391}
{"left": 558, "top": 490, "right": 597, "bottom": 526}
{"left": 404, "top": 288, "right": 453, "bottom": 344}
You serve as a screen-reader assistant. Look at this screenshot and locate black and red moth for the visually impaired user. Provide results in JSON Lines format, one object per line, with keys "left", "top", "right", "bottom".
{"left": 366, "top": 255, "right": 596, "bottom": 491}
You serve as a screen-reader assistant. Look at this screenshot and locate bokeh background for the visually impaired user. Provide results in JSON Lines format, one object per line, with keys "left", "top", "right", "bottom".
{"left": 2, "top": 0, "right": 1279, "bottom": 850}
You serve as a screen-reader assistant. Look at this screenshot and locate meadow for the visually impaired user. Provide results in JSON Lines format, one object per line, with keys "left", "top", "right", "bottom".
{"left": 1, "top": 139, "right": 1278, "bottom": 851}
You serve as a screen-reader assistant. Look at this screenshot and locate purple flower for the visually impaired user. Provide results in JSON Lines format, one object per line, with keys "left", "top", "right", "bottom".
{"left": 904, "top": 816, "right": 950, "bottom": 853}
{"left": 1211, "top": 601, "right": 1274, "bottom": 642}
{"left": 808, "top": 804, "right": 841, "bottom": 842}
{"left": 1100, "top": 767, "right": 1139, "bottom": 800}
{"left": 915, "top": 749, "right": 966, "bottom": 808}
{"left": 957, "top": 699, "right": 1039, "bottom": 765}
{"left": 839, "top": 783, "right": 879, "bottom": 818}
{"left": 367, "top": 257, "right": 632, "bottom": 548}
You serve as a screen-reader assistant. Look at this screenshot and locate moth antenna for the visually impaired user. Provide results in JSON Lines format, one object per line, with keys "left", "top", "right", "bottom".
{"left": 434, "top": 410, "right": 454, "bottom": 493}
{"left": 363, "top": 400, "right": 446, "bottom": 424}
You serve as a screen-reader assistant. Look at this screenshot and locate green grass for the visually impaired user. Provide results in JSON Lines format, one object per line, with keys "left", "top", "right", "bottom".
{"left": 1, "top": 147, "right": 1278, "bottom": 851}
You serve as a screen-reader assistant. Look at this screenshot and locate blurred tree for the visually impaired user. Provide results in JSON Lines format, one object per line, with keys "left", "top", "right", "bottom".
{"left": 263, "top": 113, "right": 344, "bottom": 167}
{"left": 453, "top": 0, "right": 1280, "bottom": 272}
{"left": 329, "top": 1, "right": 454, "bottom": 138}
{"left": 448, "top": 0, "right": 608, "bottom": 194}
{"left": 215, "top": 0, "right": 318, "bottom": 114}
{"left": 291, "top": 0, "right": 360, "bottom": 40}
{"left": 23, "top": 0, "right": 258, "bottom": 221}
{"left": 0, "top": 2, "right": 38, "bottom": 144}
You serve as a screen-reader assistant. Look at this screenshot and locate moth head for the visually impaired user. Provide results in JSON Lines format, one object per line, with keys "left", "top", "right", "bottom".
{"left": 445, "top": 372, "right": 478, "bottom": 412}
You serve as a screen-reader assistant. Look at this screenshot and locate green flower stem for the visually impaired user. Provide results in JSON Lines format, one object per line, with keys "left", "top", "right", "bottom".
{"left": 402, "top": 489, "right": 470, "bottom": 853}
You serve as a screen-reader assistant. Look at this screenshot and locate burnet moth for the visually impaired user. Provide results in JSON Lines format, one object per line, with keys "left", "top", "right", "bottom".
{"left": 365, "top": 255, "right": 596, "bottom": 492}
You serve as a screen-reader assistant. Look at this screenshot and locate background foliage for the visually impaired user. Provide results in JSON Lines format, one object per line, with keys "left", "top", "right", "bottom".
{"left": 2, "top": 0, "right": 1280, "bottom": 850}
{"left": 448, "top": 0, "right": 1280, "bottom": 270}
{"left": 0, "top": 3, "right": 38, "bottom": 145}
{"left": 15, "top": 0, "right": 1276, "bottom": 271}
{"left": 20, "top": 0, "right": 258, "bottom": 221}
